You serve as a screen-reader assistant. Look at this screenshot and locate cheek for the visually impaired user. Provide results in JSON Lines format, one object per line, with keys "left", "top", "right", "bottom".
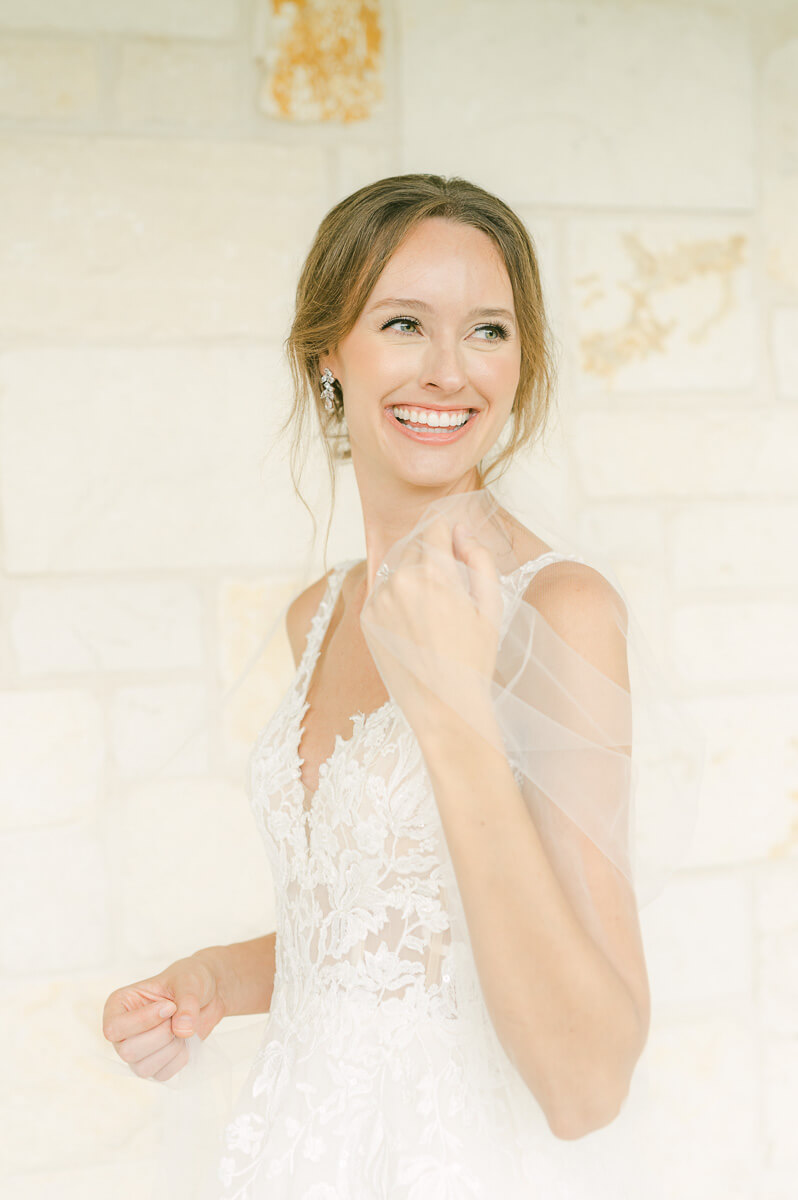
{"left": 477, "top": 351, "right": 521, "bottom": 401}
{"left": 349, "top": 336, "right": 400, "bottom": 384}
{"left": 503, "top": 342, "right": 522, "bottom": 380}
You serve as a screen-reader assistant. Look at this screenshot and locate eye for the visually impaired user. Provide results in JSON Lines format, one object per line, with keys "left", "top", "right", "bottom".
{"left": 379, "top": 315, "right": 420, "bottom": 335}
{"left": 379, "top": 316, "right": 511, "bottom": 341}
{"left": 474, "top": 323, "right": 510, "bottom": 341}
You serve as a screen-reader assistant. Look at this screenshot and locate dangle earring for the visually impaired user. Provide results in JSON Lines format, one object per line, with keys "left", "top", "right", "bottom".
{"left": 320, "top": 367, "right": 336, "bottom": 413}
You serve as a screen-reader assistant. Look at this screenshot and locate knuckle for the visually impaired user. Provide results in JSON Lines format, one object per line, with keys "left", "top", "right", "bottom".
{"left": 101, "top": 998, "right": 121, "bottom": 1041}
{"left": 117, "top": 1040, "right": 136, "bottom": 1064}
{"left": 154, "top": 1044, "right": 186, "bottom": 1082}
{"left": 172, "top": 963, "right": 207, "bottom": 994}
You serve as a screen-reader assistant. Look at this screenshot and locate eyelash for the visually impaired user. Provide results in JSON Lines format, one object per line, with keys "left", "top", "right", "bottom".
{"left": 379, "top": 315, "right": 511, "bottom": 341}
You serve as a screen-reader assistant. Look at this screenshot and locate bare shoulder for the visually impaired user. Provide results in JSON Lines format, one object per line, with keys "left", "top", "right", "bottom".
{"left": 497, "top": 507, "right": 624, "bottom": 622}
{"left": 284, "top": 559, "right": 365, "bottom": 669}
{"left": 499, "top": 502, "right": 631, "bottom": 683}
{"left": 521, "top": 556, "right": 630, "bottom": 685}
{"left": 285, "top": 571, "right": 332, "bottom": 670}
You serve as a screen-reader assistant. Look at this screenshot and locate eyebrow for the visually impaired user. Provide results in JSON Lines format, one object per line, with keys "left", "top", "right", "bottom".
{"left": 367, "top": 297, "right": 516, "bottom": 323}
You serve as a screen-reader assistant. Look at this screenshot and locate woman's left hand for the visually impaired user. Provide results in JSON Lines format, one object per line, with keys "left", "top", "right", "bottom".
{"left": 360, "top": 516, "right": 504, "bottom": 735}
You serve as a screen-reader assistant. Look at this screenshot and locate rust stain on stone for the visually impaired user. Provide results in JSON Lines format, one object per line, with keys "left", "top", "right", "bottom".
{"left": 576, "top": 232, "right": 748, "bottom": 382}
{"left": 257, "top": 0, "right": 383, "bottom": 123}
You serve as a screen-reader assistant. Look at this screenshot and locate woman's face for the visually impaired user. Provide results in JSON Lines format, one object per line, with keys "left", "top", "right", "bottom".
{"left": 322, "top": 217, "right": 522, "bottom": 492}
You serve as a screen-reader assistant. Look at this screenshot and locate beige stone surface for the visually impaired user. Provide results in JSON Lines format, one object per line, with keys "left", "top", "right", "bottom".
{"left": 0, "top": 822, "right": 109, "bottom": 973}
{"left": 671, "top": 501, "right": 798, "bottom": 590}
{"left": 111, "top": 682, "right": 209, "bottom": 781}
{"left": 0, "top": 346, "right": 309, "bottom": 574}
{"left": 756, "top": 862, "right": 798, "bottom": 1035}
{"left": 0, "top": 34, "right": 97, "bottom": 119}
{"left": 763, "top": 177, "right": 798, "bottom": 299}
{"left": 116, "top": 39, "right": 242, "bottom": 129}
{"left": 399, "top": 0, "right": 754, "bottom": 210}
{"left": 512, "top": 212, "right": 563, "bottom": 350}
{"left": 762, "top": 1036, "right": 798, "bottom": 1174}
{"left": 771, "top": 308, "right": 798, "bottom": 397}
{"left": 0, "top": 136, "right": 327, "bottom": 338}
{"left": 119, "top": 775, "right": 273, "bottom": 961}
{"left": 218, "top": 575, "right": 299, "bottom": 767}
{"left": 641, "top": 873, "right": 753, "bottom": 1019}
{"left": 11, "top": 579, "right": 204, "bottom": 674}
{"left": 763, "top": 39, "right": 798, "bottom": 298}
{"left": 0, "top": 0, "right": 240, "bottom": 38}
{"left": 672, "top": 600, "right": 798, "bottom": 685}
{"left": 0, "top": 972, "right": 161, "bottom": 1174}
{"left": 571, "top": 409, "right": 798, "bottom": 497}
{"left": 647, "top": 1017, "right": 758, "bottom": 1199}
{"left": 683, "top": 693, "right": 798, "bottom": 866}
{"left": 0, "top": 1165, "right": 149, "bottom": 1200}
{"left": 573, "top": 503, "right": 666, "bottom": 569}
{"left": 566, "top": 217, "right": 755, "bottom": 392}
{"left": 0, "top": 688, "right": 103, "bottom": 831}
{"left": 334, "top": 143, "right": 394, "bottom": 202}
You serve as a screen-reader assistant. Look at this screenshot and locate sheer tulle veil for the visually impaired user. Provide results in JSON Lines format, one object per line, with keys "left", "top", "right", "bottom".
{"left": 91, "top": 478, "right": 707, "bottom": 1198}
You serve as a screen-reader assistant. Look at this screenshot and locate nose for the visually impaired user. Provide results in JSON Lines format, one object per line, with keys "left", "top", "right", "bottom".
{"left": 418, "top": 336, "right": 467, "bottom": 395}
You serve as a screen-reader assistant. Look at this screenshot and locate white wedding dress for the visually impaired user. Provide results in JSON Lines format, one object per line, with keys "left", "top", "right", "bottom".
{"left": 212, "top": 556, "right": 655, "bottom": 1199}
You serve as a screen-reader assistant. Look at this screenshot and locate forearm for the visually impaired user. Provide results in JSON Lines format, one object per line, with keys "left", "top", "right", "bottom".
{"left": 420, "top": 718, "right": 643, "bottom": 1133}
{"left": 193, "top": 932, "right": 277, "bottom": 1018}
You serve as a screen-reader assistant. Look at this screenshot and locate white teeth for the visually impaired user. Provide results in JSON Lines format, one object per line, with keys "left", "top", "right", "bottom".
{"left": 391, "top": 406, "right": 471, "bottom": 428}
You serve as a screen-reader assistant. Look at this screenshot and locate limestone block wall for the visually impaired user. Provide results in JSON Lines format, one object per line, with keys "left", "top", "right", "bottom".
{"left": 0, "top": 2, "right": 795, "bottom": 1197}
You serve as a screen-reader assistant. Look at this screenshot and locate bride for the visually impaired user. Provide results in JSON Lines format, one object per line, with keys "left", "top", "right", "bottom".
{"left": 102, "top": 173, "right": 660, "bottom": 1198}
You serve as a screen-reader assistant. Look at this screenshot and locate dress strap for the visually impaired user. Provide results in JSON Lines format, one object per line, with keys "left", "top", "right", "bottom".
{"left": 296, "top": 558, "right": 359, "bottom": 689}
{"left": 506, "top": 550, "right": 586, "bottom": 593}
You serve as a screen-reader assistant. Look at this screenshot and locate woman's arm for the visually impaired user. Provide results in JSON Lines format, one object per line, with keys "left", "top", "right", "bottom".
{"left": 417, "top": 565, "right": 650, "bottom": 1141}
{"left": 193, "top": 932, "right": 277, "bottom": 1018}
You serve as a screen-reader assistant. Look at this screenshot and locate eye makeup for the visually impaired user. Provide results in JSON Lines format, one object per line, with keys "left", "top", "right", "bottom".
{"left": 379, "top": 315, "right": 511, "bottom": 340}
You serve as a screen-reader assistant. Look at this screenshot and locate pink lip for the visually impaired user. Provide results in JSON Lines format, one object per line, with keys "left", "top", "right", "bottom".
{"left": 384, "top": 405, "right": 478, "bottom": 443}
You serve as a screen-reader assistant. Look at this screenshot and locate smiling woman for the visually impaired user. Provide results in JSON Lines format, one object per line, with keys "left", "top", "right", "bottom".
{"left": 102, "top": 174, "right": 704, "bottom": 1200}
{"left": 280, "top": 174, "right": 556, "bottom": 570}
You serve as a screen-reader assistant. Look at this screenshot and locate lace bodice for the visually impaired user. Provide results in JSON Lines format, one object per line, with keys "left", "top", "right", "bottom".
{"left": 248, "top": 555, "right": 576, "bottom": 1025}
{"left": 216, "top": 552, "right": 644, "bottom": 1199}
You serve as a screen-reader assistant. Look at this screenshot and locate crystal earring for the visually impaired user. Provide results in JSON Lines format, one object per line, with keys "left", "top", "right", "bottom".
{"left": 320, "top": 367, "right": 336, "bottom": 413}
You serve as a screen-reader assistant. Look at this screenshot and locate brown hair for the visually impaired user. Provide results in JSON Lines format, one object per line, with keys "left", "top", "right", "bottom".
{"left": 279, "top": 173, "right": 558, "bottom": 569}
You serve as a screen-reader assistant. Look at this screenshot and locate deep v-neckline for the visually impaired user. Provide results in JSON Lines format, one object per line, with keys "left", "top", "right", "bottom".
{"left": 290, "top": 548, "right": 582, "bottom": 847}
{"left": 294, "top": 559, "right": 390, "bottom": 816}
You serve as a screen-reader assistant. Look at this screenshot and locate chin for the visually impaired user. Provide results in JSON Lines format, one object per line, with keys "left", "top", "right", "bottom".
{"left": 392, "top": 459, "right": 481, "bottom": 491}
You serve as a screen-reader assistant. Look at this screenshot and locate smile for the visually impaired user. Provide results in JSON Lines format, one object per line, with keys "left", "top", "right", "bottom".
{"left": 385, "top": 405, "right": 479, "bottom": 443}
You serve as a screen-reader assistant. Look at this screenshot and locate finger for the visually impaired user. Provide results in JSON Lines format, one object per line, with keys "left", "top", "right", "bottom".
{"left": 153, "top": 1041, "right": 190, "bottom": 1082}
{"left": 129, "top": 1036, "right": 186, "bottom": 1081}
{"left": 103, "top": 996, "right": 177, "bottom": 1044}
{"left": 454, "top": 526, "right": 502, "bottom": 624}
{"left": 114, "top": 1019, "right": 177, "bottom": 1066}
{"left": 170, "top": 990, "right": 202, "bottom": 1038}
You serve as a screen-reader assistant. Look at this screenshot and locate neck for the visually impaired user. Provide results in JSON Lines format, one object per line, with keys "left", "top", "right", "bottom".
{"left": 351, "top": 460, "right": 484, "bottom": 596}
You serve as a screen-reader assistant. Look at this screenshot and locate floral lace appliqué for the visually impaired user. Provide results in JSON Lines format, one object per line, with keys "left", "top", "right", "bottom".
{"left": 214, "top": 553, "right": 627, "bottom": 1200}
